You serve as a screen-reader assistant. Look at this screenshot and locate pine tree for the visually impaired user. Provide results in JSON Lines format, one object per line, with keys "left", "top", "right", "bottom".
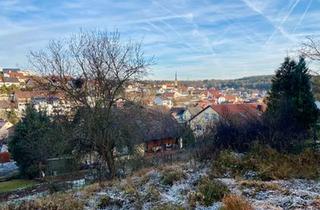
{"left": 265, "top": 57, "right": 318, "bottom": 151}
{"left": 8, "top": 106, "right": 53, "bottom": 178}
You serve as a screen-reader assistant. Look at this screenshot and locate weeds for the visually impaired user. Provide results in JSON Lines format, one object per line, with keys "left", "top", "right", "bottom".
{"left": 211, "top": 147, "right": 320, "bottom": 180}
{"left": 188, "top": 176, "right": 230, "bottom": 207}
{"left": 97, "top": 195, "right": 123, "bottom": 209}
{"left": 221, "top": 194, "right": 253, "bottom": 210}
{"left": 161, "top": 169, "right": 186, "bottom": 186}
{"left": 238, "top": 180, "right": 288, "bottom": 195}
{"left": 3, "top": 193, "right": 84, "bottom": 210}
{"left": 144, "top": 185, "right": 161, "bottom": 202}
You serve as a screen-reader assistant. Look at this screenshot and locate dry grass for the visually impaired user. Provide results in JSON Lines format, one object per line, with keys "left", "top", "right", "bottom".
{"left": 97, "top": 195, "right": 123, "bottom": 209}
{"left": 211, "top": 147, "right": 320, "bottom": 180}
{"left": 187, "top": 176, "right": 230, "bottom": 207}
{"left": 311, "top": 196, "right": 320, "bottom": 209}
{"left": 81, "top": 180, "right": 113, "bottom": 198}
{"left": 3, "top": 193, "right": 84, "bottom": 210}
{"left": 221, "top": 194, "right": 253, "bottom": 210}
{"left": 133, "top": 167, "right": 153, "bottom": 177}
{"left": 210, "top": 150, "right": 243, "bottom": 178}
{"left": 160, "top": 166, "right": 186, "bottom": 186}
{"left": 144, "top": 185, "right": 161, "bottom": 202}
{"left": 120, "top": 177, "right": 140, "bottom": 199}
{"left": 239, "top": 180, "right": 284, "bottom": 192}
{"left": 187, "top": 191, "right": 204, "bottom": 208}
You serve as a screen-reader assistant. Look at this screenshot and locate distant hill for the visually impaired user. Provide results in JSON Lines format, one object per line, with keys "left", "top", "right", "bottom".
{"left": 176, "top": 75, "right": 273, "bottom": 90}
{"left": 147, "top": 74, "right": 320, "bottom": 96}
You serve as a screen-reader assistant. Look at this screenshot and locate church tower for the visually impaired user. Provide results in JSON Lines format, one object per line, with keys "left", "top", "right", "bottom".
{"left": 174, "top": 72, "right": 178, "bottom": 88}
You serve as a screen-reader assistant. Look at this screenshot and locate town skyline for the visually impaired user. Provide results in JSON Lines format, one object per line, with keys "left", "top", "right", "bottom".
{"left": 0, "top": 0, "right": 319, "bottom": 80}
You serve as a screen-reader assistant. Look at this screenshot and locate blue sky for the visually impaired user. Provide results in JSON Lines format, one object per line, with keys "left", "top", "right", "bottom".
{"left": 0, "top": 0, "right": 319, "bottom": 80}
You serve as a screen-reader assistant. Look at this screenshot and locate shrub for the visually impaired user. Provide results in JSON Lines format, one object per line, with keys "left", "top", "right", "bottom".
{"left": 244, "top": 146, "right": 320, "bottom": 180}
{"left": 211, "top": 146, "right": 320, "bottom": 180}
{"left": 161, "top": 169, "right": 186, "bottom": 186}
{"left": 97, "top": 195, "right": 111, "bottom": 209}
{"left": 213, "top": 118, "right": 264, "bottom": 153}
{"left": 97, "top": 195, "right": 123, "bottom": 209}
{"left": 144, "top": 185, "right": 161, "bottom": 202}
{"left": 210, "top": 150, "right": 244, "bottom": 178}
{"left": 121, "top": 178, "right": 140, "bottom": 201}
{"left": 197, "top": 176, "right": 230, "bottom": 206}
{"left": 187, "top": 191, "right": 204, "bottom": 208}
{"left": 221, "top": 194, "right": 253, "bottom": 210}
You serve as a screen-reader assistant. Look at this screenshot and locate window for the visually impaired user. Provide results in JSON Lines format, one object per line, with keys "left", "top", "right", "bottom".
{"left": 204, "top": 113, "right": 210, "bottom": 120}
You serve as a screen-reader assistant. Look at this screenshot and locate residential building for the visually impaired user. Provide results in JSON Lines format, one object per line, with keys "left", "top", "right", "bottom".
{"left": 0, "top": 119, "right": 13, "bottom": 140}
{"left": 3, "top": 77, "right": 20, "bottom": 87}
{"left": 140, "top": 108, "right": 181, "bottom": 154}
{"left": 153, "top": 96, "right": 173, "bottom": 108}
{"left": 212, "top": 104, "right": 263, "bottom": 124}
{"left": 187, "top": 106, "right": 220, "bottom": 137}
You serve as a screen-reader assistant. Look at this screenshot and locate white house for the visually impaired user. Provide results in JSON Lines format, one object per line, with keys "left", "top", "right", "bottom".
{"left": 217, "top": 96, "right": 226, "bottom": 104}
{"left": 184, "top": 106, "right": 220, "bottom": 137}
{"left": 3, "top": 77, "right": 20, "bottom": 87}
{"left": 0, "top": 120, "right": 13, "bottom": 140}
{"left": 153, "top": 96, "right": 173, "bottom": 108}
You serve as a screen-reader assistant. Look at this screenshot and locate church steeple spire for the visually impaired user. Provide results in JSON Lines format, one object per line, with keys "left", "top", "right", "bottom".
{"left": 174, "top": 71, "right": 178, "bottom": 88}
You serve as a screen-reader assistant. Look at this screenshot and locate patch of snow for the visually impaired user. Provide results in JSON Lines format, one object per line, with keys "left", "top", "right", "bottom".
{"left": 0, "top": 161, "right": 18, "bottom": 177}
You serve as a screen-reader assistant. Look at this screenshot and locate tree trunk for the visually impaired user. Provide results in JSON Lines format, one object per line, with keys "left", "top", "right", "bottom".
{"left": 105, "top": 150, "right": 116, "bottom": 178}
{"left": 313, "top": 125, "right": 317, "bottom": 151}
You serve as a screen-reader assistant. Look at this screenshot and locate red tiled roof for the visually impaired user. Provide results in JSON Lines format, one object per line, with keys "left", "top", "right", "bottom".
{"left": 207, "top": 89, "right": 221, "bottom": 98}
{"left": 14, "top": 90, "right": 65, "bottom": 100}
{"left": 14, "top": 90, "right": 48, "bottom": 99}
{"left": 8, "top": 72, "right": 25, "bottom": 79}
{"left": 246, "top": 103, "right": 267, "bottom": 112}
{"left": 212, "top": 104, "right": 262, "bottom": 122}
{"left": 0, "top": 100, "right": 17, "bottom": 109}
{"left": 224, "top": 95, "right": 237, "bottom": 101}
{"left": 163, "top": 92, "right": 175, "bottom": 98}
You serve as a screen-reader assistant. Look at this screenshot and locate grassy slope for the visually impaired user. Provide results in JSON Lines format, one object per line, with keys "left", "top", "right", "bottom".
{"left": 0, "top": 179, "right": 37, "bottom": 193}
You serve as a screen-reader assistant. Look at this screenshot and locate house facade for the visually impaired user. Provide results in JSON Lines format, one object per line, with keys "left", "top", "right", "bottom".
{"left": 130, "top": 107, "right": 182, "bottom": 155}
{"left": 153, "top": 96, "right": 173, "bottom": 108}
{"left": 187, "top": 106, "right": 220, "bottom": 137}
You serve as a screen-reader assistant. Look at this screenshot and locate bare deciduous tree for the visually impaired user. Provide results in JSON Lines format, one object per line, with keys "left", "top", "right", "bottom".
{"left": 300, "top": 37, "right": 320, "bottom": 62}
{"left": 29, "top": 30, "right": 152, "bottom": 178}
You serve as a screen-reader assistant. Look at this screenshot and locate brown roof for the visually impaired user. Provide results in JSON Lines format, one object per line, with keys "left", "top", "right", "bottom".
{"left": 0, "top": 100, "right": 17, "bottom": 109}
{"left": 187, "top": 105, "right": 203, "bottom": 118}
{"left": 188, "top": 105, "right": 213, "bottom": 121}
{"left": 118, "top": 106, "right": 181, "bottom": 142}
{"left": 14, "top": 90, "right": 48, "bottom": 99}
{"left": 13, "top": 90, "right": 65, "bottom": 100}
